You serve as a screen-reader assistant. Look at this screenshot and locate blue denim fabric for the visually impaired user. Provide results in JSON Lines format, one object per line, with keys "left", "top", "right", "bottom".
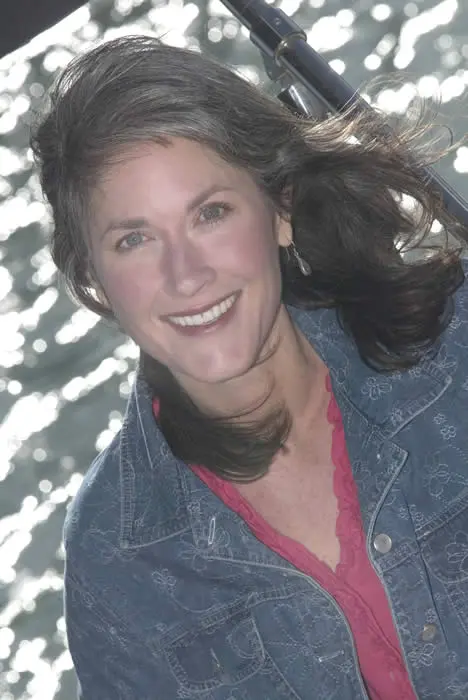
{"left": 64, "top": 260, "right": 468, "bottom": 699}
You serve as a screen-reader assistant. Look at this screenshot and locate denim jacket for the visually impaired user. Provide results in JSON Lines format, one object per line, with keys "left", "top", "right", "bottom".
{"left": 64, "top": 260, "right": 468, "bottom": 700}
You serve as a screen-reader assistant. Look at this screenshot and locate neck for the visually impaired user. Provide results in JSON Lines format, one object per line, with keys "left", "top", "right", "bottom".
{"left": 180, "top": 305, "right": 327, "bottom": 433}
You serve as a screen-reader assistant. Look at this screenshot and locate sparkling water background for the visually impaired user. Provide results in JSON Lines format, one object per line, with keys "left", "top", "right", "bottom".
{"left": 0, "top": 1, "right": 467, "bottom": 698}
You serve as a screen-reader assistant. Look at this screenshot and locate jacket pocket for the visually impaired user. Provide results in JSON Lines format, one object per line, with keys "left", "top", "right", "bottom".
{"left": 418, "top": 491, "right": 468, "bottom": 633}
{"left": 164, "top": 604, "right": 297, "bottom": 697}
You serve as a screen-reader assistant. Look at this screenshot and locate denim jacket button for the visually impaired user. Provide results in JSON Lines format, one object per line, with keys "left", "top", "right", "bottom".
{"left": 373, "top": 533, "right": 392, "bottom": 553}
{"left": 421, "top": 624, "right": 437, "bottom": 641}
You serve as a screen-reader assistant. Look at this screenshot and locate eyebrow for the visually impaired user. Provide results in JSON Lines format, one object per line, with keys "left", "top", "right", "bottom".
{"left": 102, "top": 184, "right": 235, "bottom": 238}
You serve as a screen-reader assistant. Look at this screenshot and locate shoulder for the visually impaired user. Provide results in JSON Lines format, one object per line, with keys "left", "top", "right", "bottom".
{"left": 63, "top": 431, "right": 122, "bottom": 561}
{"left": 444, "top": 256, "right": 468, "bottom": 350}
{"left": 427, "top": 256, "right": 468, "bottom": 391}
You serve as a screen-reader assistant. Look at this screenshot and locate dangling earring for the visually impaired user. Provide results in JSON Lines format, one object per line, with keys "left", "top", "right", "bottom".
{"left": 289, "top": 241, "right": 312, "bottom": 276}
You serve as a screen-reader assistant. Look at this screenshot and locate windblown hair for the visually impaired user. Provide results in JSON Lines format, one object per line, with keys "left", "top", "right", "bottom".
{"left": 30, "top": 35, "right": 466, "bottom": 482}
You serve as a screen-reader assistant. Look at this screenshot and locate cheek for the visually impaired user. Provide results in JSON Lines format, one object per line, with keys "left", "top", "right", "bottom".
{"left": 223, "top": 220, "right": 279, "bottom": 276}
{"left": 97, "top": 259, "right": 158, "bottom": 319}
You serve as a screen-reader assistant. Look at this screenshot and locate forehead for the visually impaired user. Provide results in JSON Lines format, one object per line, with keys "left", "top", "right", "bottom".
{"left": 90, "top": 138, "right": 265, "bottom": 233}
{"left": 98, "top": 137, "right": 246, "bottom": 191}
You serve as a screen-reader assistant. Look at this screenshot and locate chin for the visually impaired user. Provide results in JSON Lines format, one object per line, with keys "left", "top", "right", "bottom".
{"left": 178, "top": 353, "right": 257, "bottom": 386}
{"left": 190, "top": 366, "right": 250, "bottom": 386}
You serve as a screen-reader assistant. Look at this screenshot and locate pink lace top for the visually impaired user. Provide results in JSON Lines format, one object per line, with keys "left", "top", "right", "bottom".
{"left": 152, "top": 375, "right": 416, "bottom": 699}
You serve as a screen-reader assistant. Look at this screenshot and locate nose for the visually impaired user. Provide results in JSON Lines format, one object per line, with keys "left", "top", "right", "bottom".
{"left": 166, "top": 237, "right": 216, "bottom": 298}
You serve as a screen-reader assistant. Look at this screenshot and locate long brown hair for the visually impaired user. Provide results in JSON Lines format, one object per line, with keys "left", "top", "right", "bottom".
{"left": 30, "top": 35, "right": 466, "bottom": 481}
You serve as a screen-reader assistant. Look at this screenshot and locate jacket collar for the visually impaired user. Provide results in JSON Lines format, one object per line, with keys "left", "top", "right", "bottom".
{"left": 118, "top": 303, "right": 451, "bottom": 550}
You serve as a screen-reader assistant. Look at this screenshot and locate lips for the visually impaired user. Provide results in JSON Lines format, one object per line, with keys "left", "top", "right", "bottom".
{"left": 162, "top": 290, "right": 241, "bottom": 336}
{"left": 161, "top": 291, "right": 239, "bottom": 320}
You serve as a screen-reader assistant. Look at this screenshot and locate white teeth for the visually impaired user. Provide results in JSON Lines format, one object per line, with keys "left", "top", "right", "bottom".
{"left": 167, "top": 293, "right": 237, "bottom": 327}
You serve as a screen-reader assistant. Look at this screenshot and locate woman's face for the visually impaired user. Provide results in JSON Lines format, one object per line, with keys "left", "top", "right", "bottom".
{"left": 88, "top": 137, "right": 292, "bottom": 395}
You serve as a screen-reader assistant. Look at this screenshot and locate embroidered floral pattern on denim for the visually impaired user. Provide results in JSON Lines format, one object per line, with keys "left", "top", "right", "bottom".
{"left": 64, "top": 260, "right": 468, "bottom": 699}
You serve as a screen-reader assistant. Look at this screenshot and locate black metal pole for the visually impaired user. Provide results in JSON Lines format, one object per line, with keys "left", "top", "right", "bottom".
{"left": 220, "top": 0, "right": 468, "bottom": 229}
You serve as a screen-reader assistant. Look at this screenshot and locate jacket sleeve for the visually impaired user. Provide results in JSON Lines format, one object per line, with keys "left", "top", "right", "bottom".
{"left": 64, "top": 569, "right": 174, "bottom": 700}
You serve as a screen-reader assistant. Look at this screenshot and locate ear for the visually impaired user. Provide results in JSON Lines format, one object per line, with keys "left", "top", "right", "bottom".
{"left": 276, "top": 212, "right": 293, "bottom": 249}
{"left": 275, "top": 185, "right": 294, "bottom": 249}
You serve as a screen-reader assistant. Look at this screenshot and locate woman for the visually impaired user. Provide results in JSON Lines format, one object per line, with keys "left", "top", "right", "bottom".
{"left": 31, "top": 35, "right": 468, "bottom": 700}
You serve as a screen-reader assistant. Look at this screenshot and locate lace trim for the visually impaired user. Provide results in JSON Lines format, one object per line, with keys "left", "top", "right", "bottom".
{"left": 326, "top": 373, "right": 368, "bottom": 580}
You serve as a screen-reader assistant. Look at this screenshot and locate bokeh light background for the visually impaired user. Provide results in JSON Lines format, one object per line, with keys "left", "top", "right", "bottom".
{"left": 0, "top": 0, "right": 467, "bottom": 698}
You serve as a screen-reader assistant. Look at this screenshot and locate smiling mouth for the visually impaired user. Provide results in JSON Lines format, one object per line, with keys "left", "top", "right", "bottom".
{"left": 165, "top": 292, "right": 239, "bottom": 327}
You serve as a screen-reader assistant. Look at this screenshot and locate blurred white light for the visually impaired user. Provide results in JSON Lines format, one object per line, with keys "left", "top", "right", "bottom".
{"left": 0, "top": 148, "right": 25, "bottom": 176}
{"left": 375, "top": 83, "right": 418, "bottom": 114}
{"left": 337, "top": 9, "right": 355, "bottom": 27}
{"left": 329, "top": 59, "right": 346, "bottom": 75}
{"left": 208, "top": 27, "right": 223, "bottom": 43}
{"left": 376, "top": 33, "right": 397, "bottom": 56}
{"left": 417, "top": 74, "right": 441, "bottom": 97}
{"left": 0, "top": 392, "right": 60, "bottom": 480}
{"left": 114, "top": 338, "right": 139, "bottom": 359}
{"left": 371, "top": 4, "right": 392, "bottom": 21}
{"left": 404, "top": 2, "right": 419, "bottom": 17}
{"left": 56, "top": 617, "right": 66, "bottom": 634}
{"left": 0, "top": 196, "right": 49, "bottom": 241}
{"left": 0, "top": 177, "right": 12, "bottom": 197}
{"left": 395, "top": 0, "right": 458, "bottom": 70}
{"left": 32, "top": 339, "right": 48, "bottom": 353}
{"left": 437, "top": 33, "right": 453, "bottom": 50}
{"left": 279, "top": 0, "right": 302, "bottom": 15}
{"left": 0, "top": 646, "right": 11, "bottom": 660}
{"left": 119, "top": 381, "right": 131, "bottom": 397}
{"left": 223, "top": 20, "right": 239, "bottom": 39}
{"left": 33, "top": 287, "right": 58, "bottom": 315}
{"left": 0, "top": 111, "right": 17, "bottom": 135}
{"left": 33, "top": 449, "right": 47, "bottom": 462}
{"left": 11, "top": 95, "right": 30, "bottom": 115}
{"left": 442, "top": 50, "right": 461, "bottom": 68}
{"left": 2, "top": 331, "right": 24, "bottom": 353}
{"left": 364, "top": 54, "right": 382, "bottom": 70}
{"left": 454, "top": 147, "right": 468, "bottom": 173}
{"left": 5, "top": 670, "right": 19, "bottom": 684}
{"left": 53, "top": 648, "right": 75, "bottom": 675}
{"left": 31, "top": 260, "right": 56, "bottom": 287}
{"left": 95, "top": 429, "right": 116, "bottom": 451}
{"left": 50, "top": 488, "right": 68, "bottom": 504}
{"left": 7, "top": 381, "right": 22, "bottom": 396}
{"left": 0, "top": 62, "right": 31, "bottom": 91}
{"left": 307, "top": 16, "right": 353, "bottom": 52}
{"left": 60, "top": 456, "right": 76, "bottom": 470}
{"left": 440, "top": 75, "right": 465, "bottom": 102}
{"left": 29, "top": 82, "right": 45, "bottom": 98}
{"left": 0, "top": 265, "right": 13, "bottom": 300}
{"left": 39, "top": 480, "right": 53, "bottom": 494}
{"left": 109, "top": 417, "right": 123, "bottom": 432}
{"left": 115, "top": 0, "right": 136, "bottom": 15}
{"left": 60, "top": 377, "right": 87, "bottom": 402}
{"left": 55, "top": 308, "right": 100, "bottom": 344}
{"left": 146, "top": 1, "right": 199, "bottom": 38}
{"left": 0, "top": 628, "right": 14, "bottom": 645}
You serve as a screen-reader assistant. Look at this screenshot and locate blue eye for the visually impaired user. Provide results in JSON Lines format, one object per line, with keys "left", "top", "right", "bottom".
{"left": 199, "top": 203, "right": 231, "bottom": 225}
{"left": 116, "top": 231, "right": 147, "bottom": 251}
